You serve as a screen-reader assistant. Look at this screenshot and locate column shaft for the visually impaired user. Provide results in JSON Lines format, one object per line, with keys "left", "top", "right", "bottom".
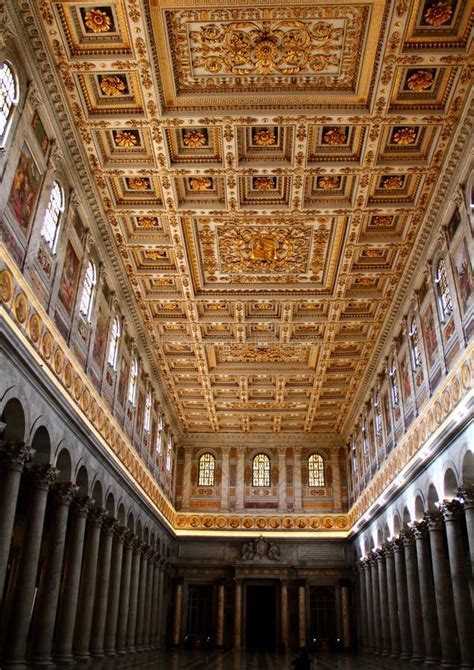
{"left": 144, "top": 550, "right": 155, "bottom": 648}
{"left": 172, "top": 580, "right": 183, "bottom": 646}
{"left": 149, "top": 559, "right": 161, "bottom": 648}
{"left": 2, "top": 464, "right": 56, "bottom": 667}
{"left": 135, "top": 547, "right": 149, "bottom": 650}
{"left": 0, "top": 442, "right": 30, "bottom": 604}
{"left": 281, "top": 580, "right": 288, "bottom": 651}
{"left": 52, "top": 496, "right": 94, "bottom": 663}
{"left": 90, "top": 518, "right": 116, "bottom": 657}
{"left": 234, "top": 581, "right": 242, "bottom": 649}
{"left": 341, "top": 585, "right": 350, "bottom": 649}
{"left": 383, "top": 544, "right": 400, "bottom": 658}
{"left": 401, "top": 530, "right": 425, "bottom": 662}
{"left": 73, "top": 507, "right": 106, "bottom": 660}
{"left": 412, "top": 520, "right": 441, "bottom": 665}
{"left": 116, "top": 533, "right": 133, "bottom": 655}
{"left": 375, "top": 550, "right": 390, "bottom": 656}
{"left": 216, "top": 582, "right": 225, "bottom": 647}
{"left": 369, "top": 554, "right": 381, "bottom": 653}
{"left": 103, "top": 525, "right": 126, "bottom": 656}
{"left": 126, "top": 541, "right": 142, "bottom": 652}
{"left": 393, "top": 539, "right": 412, "bottom": 660}
{"left": 29, "top": 482, "right": 77, "bottom": 664}
{"left": 362, "top": 561, "right": 374, "bottom": 652}
{"left": 426, "top": 511, "right": 459, "bottom": 667}
{"left": 298, "top": 582, "right": 306, "bottom": 649}
{"left": 356, "top": 565, "right": 368, "bottom": 650}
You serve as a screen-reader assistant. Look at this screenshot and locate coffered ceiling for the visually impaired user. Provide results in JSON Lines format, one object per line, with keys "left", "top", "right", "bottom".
{"left": 35, "top": 0, "right": 472, "bottom": 436}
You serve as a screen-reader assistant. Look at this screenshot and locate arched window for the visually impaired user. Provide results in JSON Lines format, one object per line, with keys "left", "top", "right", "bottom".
{"left": 374, "top": 391, "right": 383, "bottom": 435}
{"left": 352, "top": 440, "right": 358, "bottom": 474}
{"left": 436, "top": 259, "right": 453, "bottom": 321}
{"left": 144, "top": 390, "right": 152, "bottom": 433}
{"left": 409, "top": 316, "right": 421, "bottom": 369}
{"left": 389, "top": 359, "right": 399, "bottom": 407}
{"left": 308, "top": 454, "right": 325, "bottom": 487}
{"left": 0, "top": 62, "right": 17, "bottom": 140}
{"left": 79, "top": 260, "right": 96, "bottom": 321}
{"left": 198, "top": 453, "right": 215, "bottom": 486}
{"left": 107, "top": 316, "right": 120, "bottom": 368}
{"left": 40, "top": 181, "right": 64, "bottom": 251}
{"left": 362, "top": 418, "right": 369, "bottom": 456}
{"left": 155, "top": 427, "right": 163, "bottom": 455}
{"left": 252, "top": 453, "right": 270, "bottom": 487}
{"left": 166, "top": 437, "right": 173, "bottom": 473}
{"left": 128, "top": 357, "right": 138, "bottom": 405}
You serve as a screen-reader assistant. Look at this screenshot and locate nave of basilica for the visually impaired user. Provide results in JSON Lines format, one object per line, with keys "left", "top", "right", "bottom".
{"left": 0, "top": 0, "right": 473, "bottom": 668}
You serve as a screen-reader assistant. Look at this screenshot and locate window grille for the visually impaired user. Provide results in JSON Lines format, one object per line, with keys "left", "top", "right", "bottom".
{"left": 252, "top": 453, "right": 271, "bottom": 487}
{"left": 128, "top": 357, "right": 138, "bottom": 405}
{"left": 107, "top": 316, "right": 120, "bottom": 368}
{"left": 436, "top": 259, "right": 453, "bottom": 321}
{"left": 144, "top": 391, "right": 152, "bottom": 433}
{"left": 308, "top": 454, "right": 325, "bottom": 487}
{"left": 40, "top": 181, "right": 63, "bottom": 251}
{"left": 0, "top": 62, "right": 16, "bottom": 138}
{"left": 79, "top": 261, "right": 96, "bottom": 321}
{"left": 198, "top": 453, "right": 215, "bottom": 486}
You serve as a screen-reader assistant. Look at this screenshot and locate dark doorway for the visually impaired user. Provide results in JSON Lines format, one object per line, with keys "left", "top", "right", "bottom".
{"left": 245, "top": 584, "right": 276, "bottom": 650}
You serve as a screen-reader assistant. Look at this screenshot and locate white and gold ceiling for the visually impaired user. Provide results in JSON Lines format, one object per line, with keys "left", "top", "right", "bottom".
{"left": 36, "top": 0, "right": 472, "bottom": 436}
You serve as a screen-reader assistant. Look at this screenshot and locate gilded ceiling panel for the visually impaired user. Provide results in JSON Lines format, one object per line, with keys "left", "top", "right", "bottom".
{"left": 35, "top": 0, "right": 473, "bottom": 436}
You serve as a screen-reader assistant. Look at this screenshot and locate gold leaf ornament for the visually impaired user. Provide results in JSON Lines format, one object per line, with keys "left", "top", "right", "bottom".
{"left": 382, "top": 176, "right": 404, "bottom": 189}
{"left": 84, "top": 8, "right": 112, "bottom": 33}
{"left": 190, "top": 177, "right": 212, "bottom": 192}
{"left": 100, "top": 75, "right": 127, "bottom": 96}
{"left": 183, "top": 130, "right": 207, "bottom": 148}
{"left": 323, "top": 128, "right": 347, "bottom": 145}
{"left": 253, "top": 129, "right": 276, "bottom": 146}
{"left": 406, "top": 70, "right": 434, "bottom": 91}
{"left": 114, "top": 131, "right": 138, "bottom": 148}
{"left": 318, "top": 176, "right": 340, "bottom": 190}
{"left": 393, "top": 127, "right": 417, "bottom": 145}
{"left": 254, "top": 177, "right": 275, "bottom": 191}
{"left": 127, "top": 177, "right": 150, "bottom": 191}
{"left": 424, "top": 1, "right": 453, "bottom": 26}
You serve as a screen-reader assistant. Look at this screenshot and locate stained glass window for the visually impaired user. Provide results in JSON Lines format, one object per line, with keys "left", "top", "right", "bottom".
{"left": 79, "top": 260, "right": 96, "bottom": 321}
{"left": 198, "top": 453, "right": 215, "bottom": 486}
{"left": 107, "top": 316, "right": 120, "bottom": 368}
{"left": 308, "top": 454, "right": 325, "bottom": 487}
{"left": 252, "top": 453, "right": 270, "bottom": 487}
{"left": 0, "top": 62, "right": 16, "bottom": 138}
{"left": 41, "top": 181, "right": 64, "bottom": 251}
{"left": 128, "top": 357, "right": 138, "bottom": 405}
{"left": 436, "top": 259, "right": 453, "bottom": 321}
{"left": 409, "top": 317, "right": 422, "bottom": 369}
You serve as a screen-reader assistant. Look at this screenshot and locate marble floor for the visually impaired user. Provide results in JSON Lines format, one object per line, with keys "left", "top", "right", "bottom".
{"left": 81, "top": 649, "right": 419, "bottom": 669}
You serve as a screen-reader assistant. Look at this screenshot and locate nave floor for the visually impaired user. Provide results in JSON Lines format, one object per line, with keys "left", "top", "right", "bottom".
{"left": 80, "top": 649, "right": 417, "bottom": 670}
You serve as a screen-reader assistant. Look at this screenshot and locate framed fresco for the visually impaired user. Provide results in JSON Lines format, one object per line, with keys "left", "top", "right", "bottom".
{"left": 8, "top": 142, "right": 42, "bottom": 234}
{"left": 421, "top": 303, "right": 439, "bottom": 370}
{"left": 400, "top": 356, "right": 412, "bottom": 402}
{"left": 451, "top": 236, "right": 472, "bottom": 316}
{"left": 92, "top": 306, "right": 110, "bottom": 368}
{"left": 31, "top": 112, "right": 49, "bottom": 156}
{"left": 58, "top": 241, "right": 81, "bottom": 316}
{"left": 117, "top": 356, "right": 129, "bottom": 407}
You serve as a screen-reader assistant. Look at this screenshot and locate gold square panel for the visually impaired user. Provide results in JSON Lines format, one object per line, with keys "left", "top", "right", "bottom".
{"left": 351, "top": 245, "right": 398, "bottom": 272}
{"left": 132, "top": 248, "right": 176, "bottom": 274}
{"left": 238, "top": 176, "right": 292, "bottom": 208}
{"left": 359, "top": 212, "right": 411, "bottom": 243}
{"left": 376, "top": 125, "right": 440, "bottom": 166}
{"left": 304, "top": 175, "right": 356, "bottom": 208}
{"left": 174, "top": 176, "right": 226, "bottom": 209}
{"left": 389, "top": 66, "right": 458, "bottom": 112}
{"left": 166, "top": 127, "right": 223, "bottom": 166}
{"left": 55, "top": 2, "right": 132, "bottom": 57}
{"left": 307, "top": 125, "right": 367, "bottom": 164}
{"left": 404, "top": 0, "right": 473, "bottom": 50}
{"left": 368, "top": 174, "right": 423, "bottom": 206}
{"left": 107, "top": 176, "right": 163, "bottom": 208}
{"left": 93, "top": 128, "right": 155, "bottom": 168}
{"left": 75, "top": 72, "right": 144, "bottom": 117}
{"left": 237, "top": 126, "right": 294, "bottom": 165}
{"left": 148, "top": 0, "right": 386, "bottom": 111}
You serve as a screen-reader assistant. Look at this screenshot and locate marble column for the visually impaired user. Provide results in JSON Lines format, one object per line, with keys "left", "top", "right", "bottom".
{"left": 135, "top": 544, "right": 149, "bottom": 651}
{"left": 73, "top": 506, "right": 107, "bottom": 660}
{"left": 155, "top": 560, "right": 167, "bottom": 649}
{"left": 341, "top": 584, "right": 350, "bottom": 649}
{"left": 52, "top": 496, "right": 94, "bottom": 663}
{"left": 425, "top": 511, "right": 459, "bottom": 667}
{"left": 216, "top": 581, "right": 225, "bottom": 647}
{"left": 383, "top": 542, "right": 400, "bottom": 658}
{"left": 440, "top": 499, "right": 474, "bottom": 669}
{"left": 149, "top": 556, "right": 161, "bottom": 648}
{"left": 2, "top": 463, "right": 56, "bottom": 667}
{"left": 298, "top": 580, "right": 306, "bottom": 649}
{"left": 411, "top": 520, "right": 441, "bottom": 665}
{"left": 173, "top": 579, "right": 183, "bottom": 646}
{"left": 144, "top": 549, "right": 155, "bottom": 648}
{"left": 220, "top": 447, "right": 230, "bottom": 509}
{"left": 236, "top": 451, "right": 245, "bottom": 510}
{"left": 182, "top": 450, "right": 192, "bottom": 508}
{"left": 90, "top": 517, "right": 116, "bottom": 657}
{"left": 116, "top": 531, "right": 134, "bottom": 655}
{"left": 375, "top": 548, "right": 390, "bottom": 656}
{"left": 103, "top": 525, "right": 127, "bottom": 656}
{"left": 457, "top": 485, "right": 474, "bottom": 599}
{"left": 393, "top": 537, "right": 412, "bottom": 660}
{"left": 29, "top": 482, "right": 78, "bottom": 665}
{"left": 234, "top": 579, "right": 242, "bottom": 649}
{"left": 126, "top": 539, "right": 142, "bottom": 652}
{"left": 294, "top": 448, "right": 302, "bottom": 511}
{"left": 401, "top": 529, "right": 424, "bottom": 662}
{"left": 281, "top": 579, "right": 289, "bottom": 651}
{"left": 278, "top": 450, "right": 287, "bottom": 510}
{"left": 355, "top": 563, "right": 368, "bottom": 650}
{"left": 0, "top": 441, "right": 31, "bottom": 604}
{"left": 368, "top": 552, "right": 381, "bottom": 653}
{"left": 362, "top": 559, "right": 374, "bottom": 652}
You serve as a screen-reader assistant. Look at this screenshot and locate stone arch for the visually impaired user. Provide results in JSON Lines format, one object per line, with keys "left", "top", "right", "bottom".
{"left": 117, "top": 502, "right": 126, "bottom": 526}
{"left": 75, "top": 464, "right": 89, "bottom": 495}
{"left": 144, "top": 526, "right": 149, "bottom": 544}
{"left": 1, "top": 398, "right": 25, "bottom": 442}
{"left": 105, "top": 490, "right": 115, "bottom": 518}
{"left": 402, "top": 506, "right": 411, "bottom": 528}
{"left": 427, "top": 483, "right": 439, "bottom": 511}
{"left": 91, "top": 479, "right": 103, "bottom": 508}
{"left": 30, "top": 426, "right": 51, "bottom": 464}
{"left": 393, "top": 512, "right": 401, "bottom": 535}
{"left": 376, "top": 525, "right": 384, "bottom": 547}
{"left": 461, "top": 450, "right": 474, "bottom": 486}
{"left": 127, "top": 510, "right": 134, "bottom": 532}
{"left": 414, "top": 493, "right": 425, "bottom": 520}
{"left": 136, "top": 519, "right": 143, "bottom": 540}
{"left": 55, "top": 447, "right": 72, "bottom": 482}
{"left": 443, "top": 467, "right": 459, "bottom": 498}
{"left": 383, "top": 522, "right": 390, "bottom": 541}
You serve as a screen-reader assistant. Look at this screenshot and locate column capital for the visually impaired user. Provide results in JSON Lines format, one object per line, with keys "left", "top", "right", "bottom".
{"left": 438, "top": 498, "right": 463, "bottom": 522}
{"left": 123, "top": 530, "right": 135, "bottom": 549}
{"left": 89, "top": 506, "right": 108, "bottom": 528}
{"left": 361, "top": 557, "right": 371, "bottom": 570}
{"left": 133, "top": 539, "right": 144, "bottom": 555}
{"left": 71, "top": 495, "right": 95, "bottom": 518}
{"left": 368, "top": 550, "right": 378, "bottom": 565}
{"left": 424, "top": 510, "right": 444, "bottom": 531}
{"left": 146, "top": 547, "right": 156, "bottom": 561}
{"left": 113, "top": 524, "right": 128, "bottom": 542}
{"left": 382, "top": 541, "right": 395, "bottom": 557}
{"left": 28, "top": 463, "right": 57, "bottom": 490}
{"left": 51, "top": 481, "right": 79, "bottom": 506}
{"left": 374, "top": 548, "right": 385, "bottom": 562}
{"left": 400, "top": 528, "right": 416, "bottom": 546}
{"left": 392, "top": 536, "right": 405, "bottom": 553}
{"left": 102, "top": 517, "right": 118, "bottom": 536}
{"left": 410, "top": 519, "right": 429, "bottom": 539}
{"left": 457, "top": 484, "right": 474, "bottom": 508}
{"left": 0, "top": 441, "right": 32, "bottom": 471}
